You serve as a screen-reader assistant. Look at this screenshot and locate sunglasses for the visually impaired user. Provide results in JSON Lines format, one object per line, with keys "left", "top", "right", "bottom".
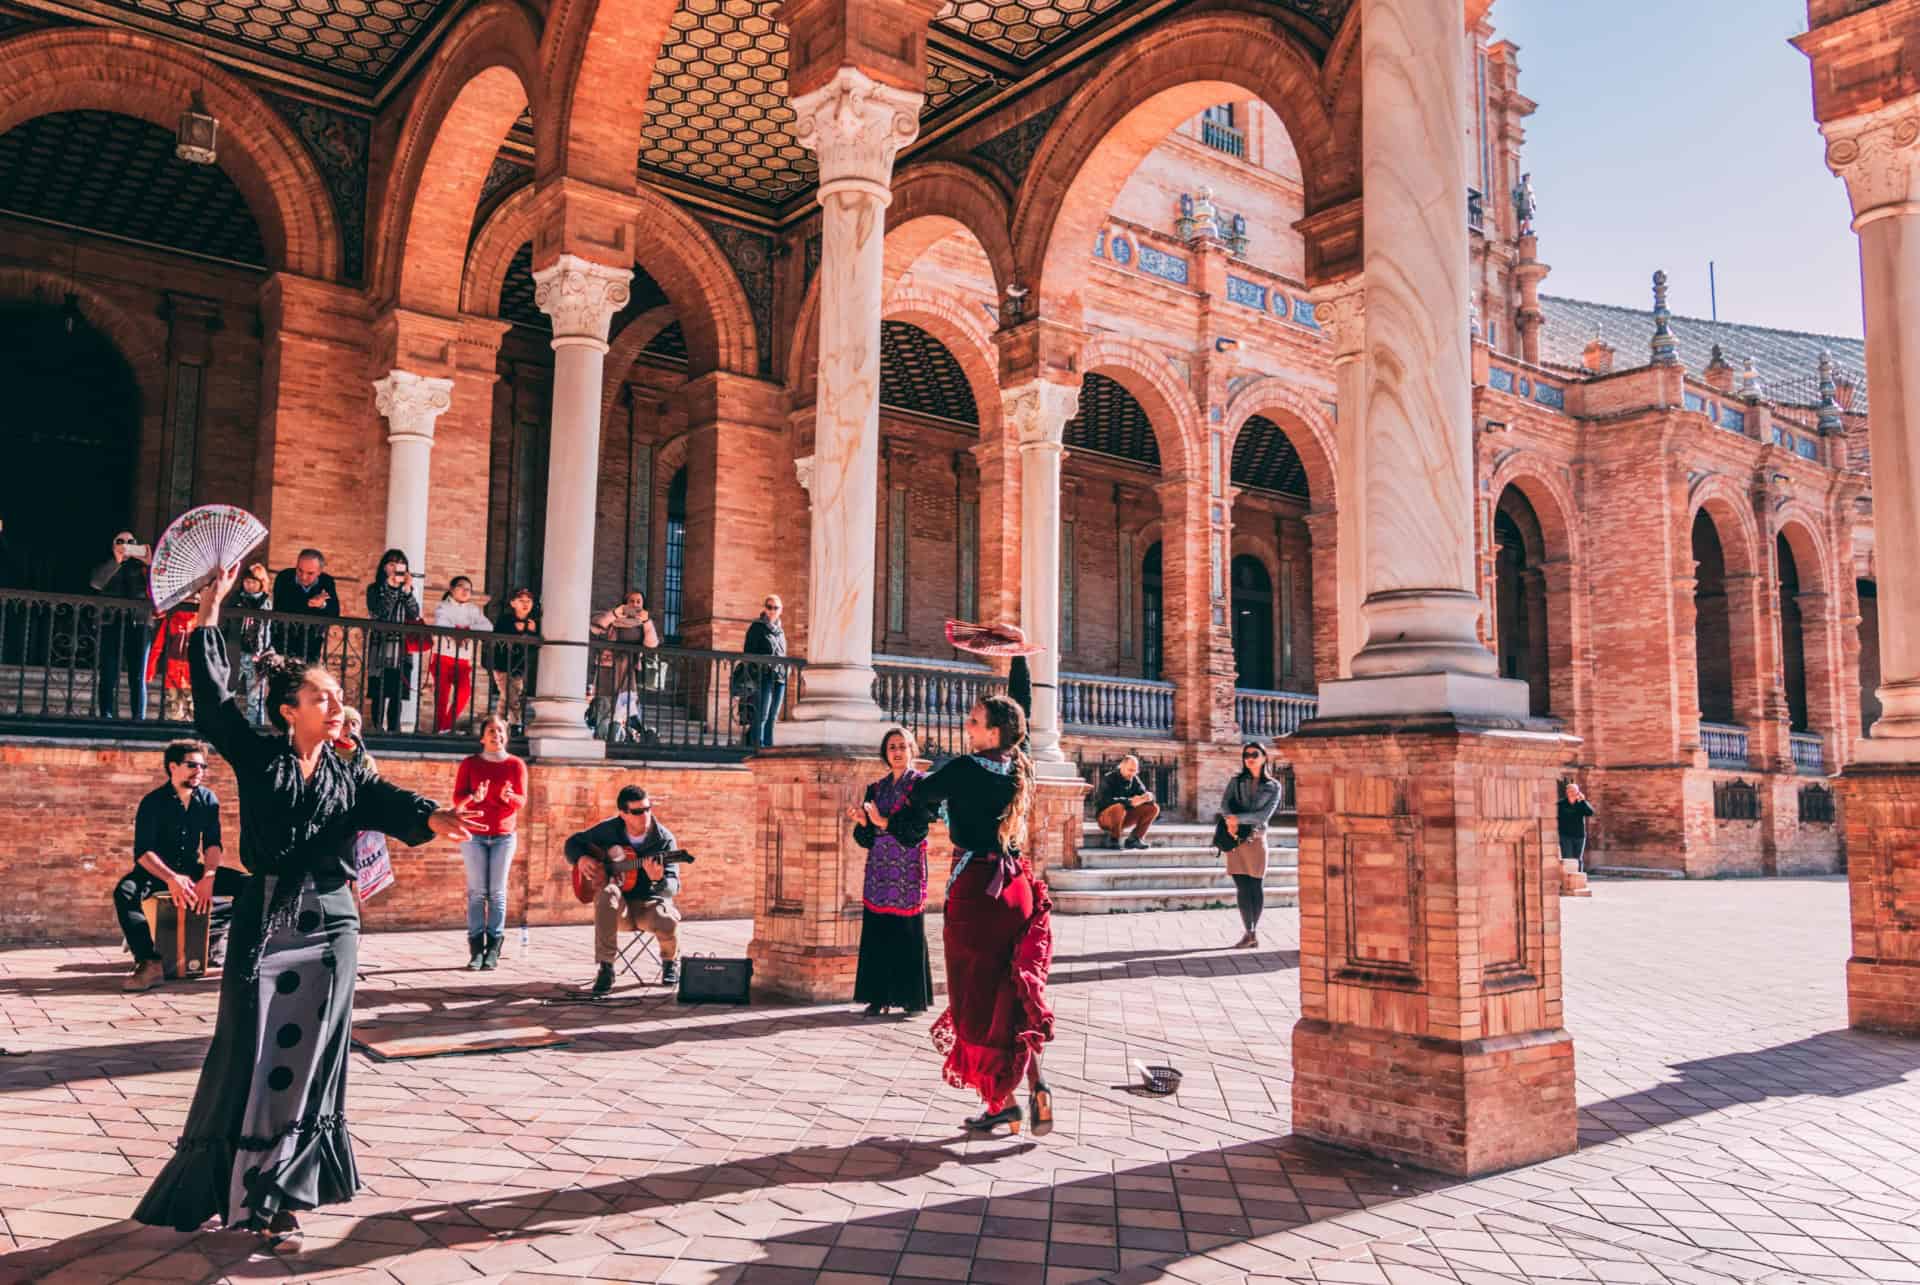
{"left": 182, "top": 761, "right": 208, "bottom": 770}
{"left": 1242, "top": 751, "right": 1265, "bottom": 760}
{"left": 623, "top": 806, "right": 652, "bottom": 817}
{"left": 114, "top": 537, "right": 138, "bottom": 546}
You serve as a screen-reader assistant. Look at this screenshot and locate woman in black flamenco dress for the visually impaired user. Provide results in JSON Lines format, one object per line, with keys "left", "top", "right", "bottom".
{"left": 133, "top": 564, "right": 470, "bottom": 1250}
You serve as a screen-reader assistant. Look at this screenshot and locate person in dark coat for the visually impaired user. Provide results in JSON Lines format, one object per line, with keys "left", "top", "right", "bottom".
{"left": 362, "top": 548, "right": 420, "bottom": 733}
{"left": 1557, "top": 780, "right": 1595, "bottom": 872}
{"left": 847, "top": 726, "right": 935, "bottom": 1017}
{"left": 1219, "top": 742, "right": 1283, "bottom": 949}
{"left": 743, "top": 593, "right": 788, "bottom": 748}
{"left": 489, "top": 587, "right": 539, "bottom": 732}
{"left": 270, "top": 549, "right": 340, "bottom": 664}
{"left": 90, "top": 529, "right": 152, "bottom": 720}
{"left": 132, "top": 562, "right": 468, "bottom": 1252}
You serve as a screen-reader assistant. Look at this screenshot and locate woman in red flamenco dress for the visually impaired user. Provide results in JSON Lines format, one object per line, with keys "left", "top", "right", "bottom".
{"left": 870, "top": 691, "right": 1054, "bottom": 1136}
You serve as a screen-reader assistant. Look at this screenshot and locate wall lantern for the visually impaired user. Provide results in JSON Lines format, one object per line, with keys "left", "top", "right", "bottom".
{"left": 175, "top": 94, "right": 218, "bottom": 165}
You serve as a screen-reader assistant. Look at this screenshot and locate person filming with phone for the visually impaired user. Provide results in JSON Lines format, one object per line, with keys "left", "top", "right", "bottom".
{"left": 91, "top": 530, "right": 153, "bottom": 719}
{"left": 565, "top": 785, "right": 685, "bottom": 995}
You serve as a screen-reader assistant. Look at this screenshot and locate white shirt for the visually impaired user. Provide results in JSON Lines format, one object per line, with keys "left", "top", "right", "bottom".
{"left": 435, "top": 600, "right": 491, "bottom": 631}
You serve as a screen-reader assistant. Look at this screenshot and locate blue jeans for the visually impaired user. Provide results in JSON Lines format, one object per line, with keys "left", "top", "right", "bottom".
{"left": 460, "top": 833, "right": 518, "bottom": 936}
{"left": 751, "top": 676, "right": 787, "bottom": 748}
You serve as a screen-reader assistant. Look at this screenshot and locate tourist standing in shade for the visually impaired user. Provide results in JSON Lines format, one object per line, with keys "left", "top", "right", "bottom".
{"left": 875, "top": 695, "right": 1054, "bottom": 1137}
{"left": 91, "top": 530, "right": 151, "bottom": 719}
{"left": 743, "top": 593, "right": 786, "bottom": 748}
{"left": 431, "top": 575, "right": 488, "bottom": 733}
{"left": 453, "top": 716, "right": 527, "bottom": 970}
{"left": 363, "top": 549, "right": 420, "bottom": 734}
{"left": 1558, "top": 780, "right": 1595, "bottom": 873}
{"left": 1220, "top": 741, "right": 1282, "bottom": 949}
{"left": 1093, "top": 754, "right": 1159, "bottom": 849}
{"left": 270, "top": 549, "right": 339, "bottom": 664}
{"left": 847, "top": 726, "right": 934, "bottom": 1017}
{"left": 490, "top": 587, "right": 539, "bottom": 733}
{"left": 133, "top": 562, "right": 467, "bottom": 1251}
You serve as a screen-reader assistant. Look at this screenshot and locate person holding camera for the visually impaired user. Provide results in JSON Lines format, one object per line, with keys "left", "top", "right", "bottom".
{"left": 566, "top": 785, "right": 683, "bottom": 995}
{"left": 117, "top": 738, "right": 235, "bottom": 992}
{"left": 91, "top": 530, "right": 153, "bottom": 719}
{"left": 1558, "top": 779, "right": 1596, "bottom": 873}
{"left": 591, "top": 589, "right": 660, "bottom": 743}
{"left": 364, "top": 549, "right": 421, "bottom": 733}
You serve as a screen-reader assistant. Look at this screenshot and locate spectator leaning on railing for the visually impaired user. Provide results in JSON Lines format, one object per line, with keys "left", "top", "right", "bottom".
{"left": 270, "top": 548, "right": 339, "bottom": 663}
{"left": 432, "top": 575, "right": 489, "bottom": 734}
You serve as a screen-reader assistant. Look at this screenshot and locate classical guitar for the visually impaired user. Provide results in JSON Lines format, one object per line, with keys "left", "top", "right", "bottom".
{"left": 570, "top": 843, "right": 695, "bottom": 904}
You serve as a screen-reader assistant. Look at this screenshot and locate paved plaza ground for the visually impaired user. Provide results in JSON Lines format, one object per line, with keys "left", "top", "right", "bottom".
{"left": 1, "top": 878, "right": 1917, "bottom": 1284}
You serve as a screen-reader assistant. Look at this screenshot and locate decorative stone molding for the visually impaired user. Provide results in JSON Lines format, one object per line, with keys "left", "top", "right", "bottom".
{"left": 791, "top": 67, "right": 923, "bottom": 198}
{"left": 1002, "top": 382, "right": 1080, "bottom": 449}
{"left": 1311, "top": 282, "right": 1365, "bottom": 358}
{"left": 1822, "top": 100, "right": 1920, "bottom": 220}
{"left": 372, "top": 370, "right": 454, "bottom": 444}
{"left": 794, "top": 454, "right": 815, "bottom": 496}
{"left": 533, "top": 253, "right": 633, "bottom": 344}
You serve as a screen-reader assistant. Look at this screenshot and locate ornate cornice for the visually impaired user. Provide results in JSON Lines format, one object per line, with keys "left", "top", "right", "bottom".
{"left": 791, "top": 67, "right": 923, "bottom": 200}
{"left": 1822, "top": 100, "right": 1920, "bottom": 221}
{"left": 372, "top": 370, "right": 453, "bottom": 445}
{"left": 532, "top": 254, "right": 633, "bottom": 345}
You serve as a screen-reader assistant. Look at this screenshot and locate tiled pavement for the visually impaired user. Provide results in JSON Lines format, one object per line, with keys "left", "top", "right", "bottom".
{"left": 1, "top": 877, "right": 1918, "bottom": 1284}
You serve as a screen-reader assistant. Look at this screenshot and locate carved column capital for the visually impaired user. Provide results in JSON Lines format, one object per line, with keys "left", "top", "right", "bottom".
{"left": 533, "top": 253, "right": 633, "bottom": 346}
{"left": 792, "top": 66, "right": 923, "bottom": 200}
{"left": 1822, "top": 100, "right": 1920, "bottom": 222}
{"left": 372, "top": 370, "right": 454, "bottom": 445}
{"left": 1311, "top": 280, "right": 1366, "bottom": 360}
{"left": 795, "top": 453, "right": 816, "bottom": 496}
{"left": 1003, "top": 381, "right": 1080, "bottom": 451}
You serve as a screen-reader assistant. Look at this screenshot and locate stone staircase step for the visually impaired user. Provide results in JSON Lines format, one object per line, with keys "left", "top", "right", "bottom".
{"left": 1074, "top": 845, "right": 1297, "bottom": 871}
{"left": 1078, "top": 823, "right": 1299, "bottom": 849}
{"left": 1050, "top": 865, "right": 1299, "bottom": 893}
{"left": 1051, "top": 878, "right": 1300, "bottom": 916}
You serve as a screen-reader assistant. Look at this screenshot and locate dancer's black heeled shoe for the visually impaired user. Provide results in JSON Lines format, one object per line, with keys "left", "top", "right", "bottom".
{"left": 863, "top": 1003, "right": 887, "bottom": 1017}
{"left": 964, "top": 1102, "right": 1022, "bottom": 1135}
{"left": 1029, "top": 1083, "right": 1054, "bottom": 1137}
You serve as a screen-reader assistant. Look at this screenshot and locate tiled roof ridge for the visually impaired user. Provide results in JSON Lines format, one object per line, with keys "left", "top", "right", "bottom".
{"left": 1539, "top": 293, "right": 1863, "bottom": 351}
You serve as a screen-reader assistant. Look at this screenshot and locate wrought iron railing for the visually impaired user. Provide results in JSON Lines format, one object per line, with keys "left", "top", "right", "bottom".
{"left": 1468, "top": 187, "right": 1486, "bottom": 234}
{"left": 589, "top": 638, "right": 804, "bottom": 758}
{"left": 871, "top": 655, "right": 1003, "bottom": 762}
{"left": 1799, "top": 783, "right": 1836, "bottom": 824}
{"left": 1713, "top": 778, "right": 1762, "bottom": 822}
{"left": 1790, "top": 731, "right": 1825, "bottom": 776}
{"left": 1061, "top": 672, "right": 1175, "bottom": 737}
{"left": 1700, "top": 721, "right": 1750, "bottom": 770}
{"left": 1235, "top": 688, "right": 1318, "bottom": 739}
{"left": 1200, "top": 118, "right": 1245, "bottom": 159}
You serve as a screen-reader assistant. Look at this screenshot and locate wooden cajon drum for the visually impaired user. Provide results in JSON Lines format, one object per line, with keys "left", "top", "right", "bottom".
{"left": 142, "top": 893, "right": 210, "bottom": 980}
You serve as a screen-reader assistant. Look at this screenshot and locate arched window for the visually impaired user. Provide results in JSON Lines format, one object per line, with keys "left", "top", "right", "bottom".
{"left": 1493, "top": 486, "right": 1551, "bottom": 716}
{"left": 1778, "top": 534, "right": 1809, "bottom": 733}
{"left": 1693, "top": 511, "right": 1735, "bottom": 725}
{"left": 1231, "top": 555, "right": 1273, "bottom": 690}
{"left": 1142, "top": 541, "right": 1163, "bottom": 682}
{"left": 662, "top": 468, "right": 687, "bottom": 643}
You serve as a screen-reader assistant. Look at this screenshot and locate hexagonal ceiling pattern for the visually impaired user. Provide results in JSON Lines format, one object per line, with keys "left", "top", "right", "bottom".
{"left": 1066, "top": 372, "right": 1159, "bottom": 468}
{"left": 0, "top": 111, "right": 267, "bottom": 265}
{"left": 82, "top": 0, "right": 450, "bottom": 85}
{"left": 933, "top": 0, "right": 1125, "bottom": 62}
{"left": 1232, "top": 414, "right": 1308, "bottom": 500}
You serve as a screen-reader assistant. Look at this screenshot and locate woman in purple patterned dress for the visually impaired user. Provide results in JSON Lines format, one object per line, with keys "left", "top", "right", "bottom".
{"left": 846, "top": 726, "right": 935, "bottom": 1016}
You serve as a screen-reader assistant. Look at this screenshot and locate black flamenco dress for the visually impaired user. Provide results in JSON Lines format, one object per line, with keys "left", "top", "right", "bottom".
{"left": 851, "top": 768, "right": 936, "bottom": 1012}
{"left": 134, "top": 627, "right": 440, "bottom": 1231}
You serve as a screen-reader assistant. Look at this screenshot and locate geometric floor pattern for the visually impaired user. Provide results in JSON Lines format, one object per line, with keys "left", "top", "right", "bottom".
{"left": 1, "top": 878, "right": 1917, "bottom": 1284}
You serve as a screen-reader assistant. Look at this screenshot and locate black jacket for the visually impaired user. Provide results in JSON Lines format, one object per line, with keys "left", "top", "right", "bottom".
{"left": 270, "top": 567, "right": 341, "bottom": 619}
{"left": 1557, "top": 796, "right": 1595, "bottom": 838}
{"left": 90, "top": 557, "right": 149, "bottom": 599}
{"left": 491, "top": 611, "right": 540, "bottom": 675}
{"left": 1095, "top": 769, "right": 1148, "bottom": 812}
{"left": 1220, "top": 770, "right": 1282, "bottom": 834}
{"left": 564, "top": 816, "right": 681, "bottom": 901}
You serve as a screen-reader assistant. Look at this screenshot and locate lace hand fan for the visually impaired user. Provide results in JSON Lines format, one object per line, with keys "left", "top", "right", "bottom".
{"left": 945, "top": 619, "right": 1044, "bottom": 657}
{"left": 149, "top": 504, "right": 267, "bottom": 613}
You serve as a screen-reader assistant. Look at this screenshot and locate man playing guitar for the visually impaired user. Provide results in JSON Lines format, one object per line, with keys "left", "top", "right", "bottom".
{"left": 565, "top": 784, "right": 683, "bottom": 995}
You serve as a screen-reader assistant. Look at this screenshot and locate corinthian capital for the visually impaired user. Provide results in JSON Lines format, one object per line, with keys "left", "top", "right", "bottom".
{"left": 1311, "top": 280, "right": 1366, "bottom": 358}
{"left": 795, "top": 454, "right": 815, "bottom": 496}
{"left": 792, "top": 67, "right": 923, "bottom": 197}
{"left": 372, "top": 370, "right": 454, "bottom": 444}
{"left": 1822, "top": 101, "right": 1920, "bottom": 221}
{"left": 1003, "top": 381, "right": 1080, "bottom": 449}
{"left": 533, "top": 253, "right": 633, "bottom": 344}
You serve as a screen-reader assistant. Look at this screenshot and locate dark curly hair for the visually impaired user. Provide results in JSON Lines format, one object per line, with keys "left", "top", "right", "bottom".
{"left": 977, "top": 694, "right": 1032, "bottom": 856}
{"left": 258, "top": 652, "right": 333, "bottom": 733}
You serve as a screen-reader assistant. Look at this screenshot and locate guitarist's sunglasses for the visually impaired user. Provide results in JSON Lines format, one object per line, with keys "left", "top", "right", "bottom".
{"left": 622, "top": 804, "right": 652, "bottom": 816}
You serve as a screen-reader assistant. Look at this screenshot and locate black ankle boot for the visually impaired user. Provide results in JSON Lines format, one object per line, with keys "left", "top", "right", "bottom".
{"left": 466, "top": 934, "right": 485, "bottom": 970}
{"left": 481, "top": 934, "right": 503, "bottom": 970}
{"left": 591, "top": 962, "right": 614, "bottom": 996}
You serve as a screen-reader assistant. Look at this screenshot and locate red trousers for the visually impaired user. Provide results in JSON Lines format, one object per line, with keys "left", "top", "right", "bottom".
{"left": 433, "top": 655, "right": 473, "bottom": 733}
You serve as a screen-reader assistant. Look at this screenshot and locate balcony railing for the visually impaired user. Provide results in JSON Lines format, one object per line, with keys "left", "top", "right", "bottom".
{"left": 1790, "top": 731, "right": 1825, "bottom": 776}
{"left": 1701, "top": 721, "right": 1750, "bottom": 770}
{"left": 1235, "top": 688, "right": 1317, "bottom": 739}
{"left": 1200, "top": 118, "right": 1245, "bottom": 159}
{"left": 0, "top": 588, "right": 801, "bottom": 759}
{"left": 589, "top": 638, "right": 804, "bottom": 758}
{"left": 1468, "top": 187, "right": 1486, "bottom": 234}
{"left": 1061, "top": 672, "right": 1175, "bottom": 737}
{"left": 871, "top": 655, "right": 1003, "bottom": 762}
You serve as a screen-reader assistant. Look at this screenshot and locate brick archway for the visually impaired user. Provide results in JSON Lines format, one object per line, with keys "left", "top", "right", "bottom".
{"left": 1222, "top": 379, "right": 1339, "bottom": 514}
{"left": 463, "top": 186, "right": 538, "bottom": 316}
{"left": 1010, "top": 11, "right": 1349, "bottom": 331}
{"left": 1486, "top": 456, "right": 1581, "bottom": 567}
{"left": 1690, "top": 482, "right": 1766, "bottom": 732}
{"left": 600, "top": 305, "right": 677, "bottom": 432}
{"left": 537, "top": 0, "right": 680, "bottom": 190}
{"left": 372, "top": 1, "right": 540, "bottom": 312}
{"left": 0, "top": 29, "right": 343, "bottom": 280}
{"left": 882, "top": 288, "right": 1003, "bottom": 440}
{"left": 1077, "top": 335, "right": 1201, "bottom": 479}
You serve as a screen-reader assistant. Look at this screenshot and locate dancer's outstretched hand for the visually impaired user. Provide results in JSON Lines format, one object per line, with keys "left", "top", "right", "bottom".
{"left": 428, "top": 807, "right": 473, "bottom": 842}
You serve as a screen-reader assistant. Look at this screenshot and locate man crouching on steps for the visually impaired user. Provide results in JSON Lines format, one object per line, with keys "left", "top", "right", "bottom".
{"left": 566, "top": 785, "right": 682, "bottom": 995}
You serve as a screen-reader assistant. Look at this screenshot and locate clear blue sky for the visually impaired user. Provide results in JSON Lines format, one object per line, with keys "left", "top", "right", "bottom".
{"left": 1491, "top": 0, "right": 1863, "bottom": 339}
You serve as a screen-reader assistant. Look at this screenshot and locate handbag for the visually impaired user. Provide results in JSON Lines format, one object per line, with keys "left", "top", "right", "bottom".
{"left": 1211, "top": 816, "right": 1236, "bottom": 854}
{"left": 677, "top": 955, "right": 752, "bottom": 1004}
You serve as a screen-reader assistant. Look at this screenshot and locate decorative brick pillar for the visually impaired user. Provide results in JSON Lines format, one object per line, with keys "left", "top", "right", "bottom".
{"left": 157, "top": 292, "right": 221, "bottom": 528}
{"left": 748, "top": 749, "right": 876, "bottom": 1001}
{"left": 681, "top": 371, "right": 786, "bottom": 652}
{"left": 1288, "top": 717, "right": 1577, "bottom": 1175}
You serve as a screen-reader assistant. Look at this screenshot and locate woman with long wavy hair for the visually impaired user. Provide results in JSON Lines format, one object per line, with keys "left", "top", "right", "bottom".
{"left": 871, "top": 694, "right": 1055, "bottom": 1136}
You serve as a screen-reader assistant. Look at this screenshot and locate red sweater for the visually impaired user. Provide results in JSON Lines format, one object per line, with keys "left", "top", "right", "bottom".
{"left": 453, "top": 754, "right": 528, "bottom": 835}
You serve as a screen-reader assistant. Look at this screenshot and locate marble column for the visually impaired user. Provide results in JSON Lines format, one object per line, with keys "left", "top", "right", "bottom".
{"left": 1004, "top": 381, "right": 1082, "bottom": 774}
{"left": 1821, "top": 100, "right": 1920, "bottom": 1034}
{"left": 372, "top": 370, "right": 454, "bottom": 584}
{"left": 526, "top": 254, "right": 632, "bottom": 758}
{"left": 1317, "top": 0, "right": 1526, "bottom": 720}
{"left": 1311, "top": 281, "right": 1365, "bottom": 679}
{"left": 783, "top": 67, "right": 923, "bottom": 743}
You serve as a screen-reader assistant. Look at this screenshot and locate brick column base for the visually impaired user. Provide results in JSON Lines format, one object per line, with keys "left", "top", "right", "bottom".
{"left": 1287, "top": 715, "right": 1578, "bottom": 1178}
{"left": 1839, "top": 763, "right": 1920, "bottom": 1036}
{"left": 748, "top": 748, "right": 875, "bottom": 1002}
{"left": 1029, "top": 772, "right": 1090, "bottom": 879}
